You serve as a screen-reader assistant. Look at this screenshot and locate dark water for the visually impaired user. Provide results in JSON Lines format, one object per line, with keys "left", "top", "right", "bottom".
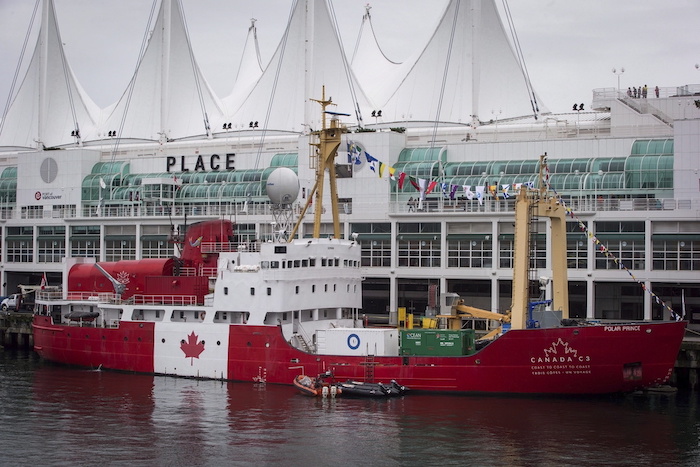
{"left": 1, "top": 350, "right": 699, "bottom": 467}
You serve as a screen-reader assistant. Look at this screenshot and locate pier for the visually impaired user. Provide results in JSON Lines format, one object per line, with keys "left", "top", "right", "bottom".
{"left": 672, "top": 335, "right": 700, "bottom": 391}
{"left": 0, "top": 313, "right": 34, "bottom": 349}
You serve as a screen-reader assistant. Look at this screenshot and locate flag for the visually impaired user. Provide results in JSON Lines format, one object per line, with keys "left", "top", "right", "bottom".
{"left": 418, "top": 178, "right": 427, "bottom": 199}
{"left": 379, "top": 162, "right": 387, "bottom": 178}
{"left": 449, "top": 184, "right": 458, "bottom": 199}
{"left": 99, "top": 177, "right": 106, "bottom": 189}
{"left": 465, "top": 185, "right": 474, "bottom": 200}
{"left": 40, "top": 272, "right": 47, "bottom": 290}
{"left": 347, "top": 141, "right": 364, "bottom": 169}
{"left": 475, "top": 186, "right": 485, "bottom": 205}
{"left": 501, "top": 184, "right": 511, "bottom": 199}
{"left": 366, "top": 152, "right": 378, "bottom": 173}
{"left": 398, "top": 172, "right": 406, "bottom": 189}
{"left": 682, "top": 289, "right": 686, "bottom": 320}
{"left": 425, "top": 180, "right": 437, "bottom": 195}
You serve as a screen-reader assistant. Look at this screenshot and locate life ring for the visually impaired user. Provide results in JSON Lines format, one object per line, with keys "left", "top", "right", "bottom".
{"left": 347, "top": 333, "right": 360, "bottom": 350}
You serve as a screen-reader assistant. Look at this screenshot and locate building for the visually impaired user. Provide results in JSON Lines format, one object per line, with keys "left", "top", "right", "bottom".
{"left": 1, "top": 0, "right": 699, "bottom": 327}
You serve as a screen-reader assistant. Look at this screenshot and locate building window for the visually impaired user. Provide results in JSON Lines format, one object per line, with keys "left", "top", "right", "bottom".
{"left": 595, "top": 222, "right": 645, "bottom": 270}
{"left": 142, "top": 240, "right": 171, "bottom": 259}
{"left": 397, "top": 238, "right": 441, "bottom": 267}
{"left": 37, "top": 238, "right": 65, "bottom": 263}
{"left": 567, "top": 222, "right": 587, "bottom": 269}
{"left": 653, "top": 239, "right": 700, "bottom": 271}
{"left": 499, "top": 238, "right": 514, "bottom": 269}
{"left": 71, "top": 239, "right": 100, "bottom": 258}
{"left": 105, "top": 239, "right": 136, "bottom": 262}
{"left": 70, "top": 225, "right": 101, "bottom": 258}
{"left": 360, "top": 239, "right": 391, "bottom": 267}
{"left": 498, "top": 236, "right": 545, "bottom": 269}
{"left": 595, "top": 239, "right": 645, "bottom": 270}
{"left": 447, "top": 238, "right": 492, "bottom": 268}
{"left": 6, "top": 239, "right": 33, "bottom": 263}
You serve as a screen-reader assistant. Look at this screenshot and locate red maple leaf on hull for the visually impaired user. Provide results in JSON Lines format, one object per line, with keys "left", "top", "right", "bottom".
{"left": 181, "top": 331, "right": 205, "bottom": 365}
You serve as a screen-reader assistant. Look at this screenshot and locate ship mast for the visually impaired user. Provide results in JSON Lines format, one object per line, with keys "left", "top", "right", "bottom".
{"left": 288, "top": 87, "right": 347, "bottom": 240}
{"left": 510, "top": 153, "right": 569, "bottom": 329}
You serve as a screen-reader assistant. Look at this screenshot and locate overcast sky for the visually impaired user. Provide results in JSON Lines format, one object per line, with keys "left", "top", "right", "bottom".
{"left": 1, "top": 0, "right": 699, "bottom": 116}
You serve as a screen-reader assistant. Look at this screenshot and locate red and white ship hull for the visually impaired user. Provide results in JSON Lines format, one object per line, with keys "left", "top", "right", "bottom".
{"left": 33, "top": 315, "right": 685, "bottom": 395}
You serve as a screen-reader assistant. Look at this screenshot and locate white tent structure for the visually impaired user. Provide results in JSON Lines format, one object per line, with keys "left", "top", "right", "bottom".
{"left": 224, "top": 0, "right": 376, "bottom": 133}
{"left": 0, "top": 0, "right": 100, "bottom": 149}
{"left": 100, "top": 0, "right": 224, "bottom": 142}
{"left": 0, "top": 0, "right": 547, "bottom": 148}
{"left": 221, "top": 19, "right": 264, "bottom": 119}
{"left": 349, "top": 4, "right": 421, "bottom": 115}
{"left": 376, "top": 0, "right": 546, "bottom": 125}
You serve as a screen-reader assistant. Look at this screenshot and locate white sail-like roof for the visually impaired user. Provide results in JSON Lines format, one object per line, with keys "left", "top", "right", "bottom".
{"left": 0, "top": 0, "right": 100, "bottom": 149}
{"left": 227, "top": 0, "right": 376, "bottom": 133}
{"left": 0, "top": 0, "right": 550, "bottom": 148}
{"left": 101, "top": 0, "right": 224, "bottom": 142}
{"left": 221, "top": 19, "right": 264, "bottom": 118}
{"left": 379, "top": 0, "right": 547, "bottom": 125}
{"left": 349, "top": 4, "right": 418, "bottom": 111}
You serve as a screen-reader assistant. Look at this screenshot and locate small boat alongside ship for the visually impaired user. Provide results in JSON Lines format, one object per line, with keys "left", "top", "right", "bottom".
{"left": 338, "top": 380, "right": 408, "bottom": 398}
{"left": 32, "top": 93, "right": 686, "bottom": 395}
{"left": 293, "top": 372, "right": 342, "bottom": 397}
{"left": 293, "top": 371, "right": 408, "bottom": 398}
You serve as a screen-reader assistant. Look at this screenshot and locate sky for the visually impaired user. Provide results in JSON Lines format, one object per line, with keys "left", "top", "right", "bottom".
{"left": 0, "top": 0, "right": 699, "bottom": 116}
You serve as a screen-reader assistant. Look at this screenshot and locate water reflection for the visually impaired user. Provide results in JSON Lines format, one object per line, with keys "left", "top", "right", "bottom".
{"left": 4, "top": 354, "right": 696, "bottom": 466}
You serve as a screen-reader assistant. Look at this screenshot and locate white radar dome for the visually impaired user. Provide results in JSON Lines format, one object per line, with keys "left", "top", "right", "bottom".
{"left": 266, "top": 167, "right": 299, "bottom": 204}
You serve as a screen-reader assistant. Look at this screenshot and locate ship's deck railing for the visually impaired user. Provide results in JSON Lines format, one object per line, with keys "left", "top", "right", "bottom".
{"left": 179, "top": 266, "right": 218, "bottom": 277}
{"left": 38, "top": 291, "right": 198, "bottom": 306}
{"left": 64, "top": 291, "right": 118, "bottom": 302}
{"left": 35, "top": 290, "right": 64, "bottom": 301}
{"left": 131, "top": 294, "right": 198, "bottom": 306}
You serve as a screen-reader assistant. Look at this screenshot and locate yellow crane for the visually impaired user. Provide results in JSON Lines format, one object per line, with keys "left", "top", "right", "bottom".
{"left": 288, "top": 87, "right": 348, "bottom": 241}
{"left": 436, "top": 153, "right": 569, "bottom": 338}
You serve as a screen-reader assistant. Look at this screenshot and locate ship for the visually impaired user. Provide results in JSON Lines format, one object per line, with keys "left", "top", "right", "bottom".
{"left": 32, "top": 93, "right": 686, "bottom": 395}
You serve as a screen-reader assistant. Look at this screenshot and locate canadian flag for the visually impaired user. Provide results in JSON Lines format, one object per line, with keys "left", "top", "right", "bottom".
{"left": 40, "top": 272, "right": 48, "bottom": 290}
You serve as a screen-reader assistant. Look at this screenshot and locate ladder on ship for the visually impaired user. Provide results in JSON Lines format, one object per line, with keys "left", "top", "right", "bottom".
{"left": 362, "top": 355, "right": 376, "bottom": 383}
{"left": 294, "top": 333, "right": 312, "bottom": 353}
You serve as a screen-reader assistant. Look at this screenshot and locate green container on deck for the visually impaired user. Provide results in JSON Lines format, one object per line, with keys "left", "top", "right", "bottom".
{"left": 400, "top": 329, "right": 475, "bottom": 356}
